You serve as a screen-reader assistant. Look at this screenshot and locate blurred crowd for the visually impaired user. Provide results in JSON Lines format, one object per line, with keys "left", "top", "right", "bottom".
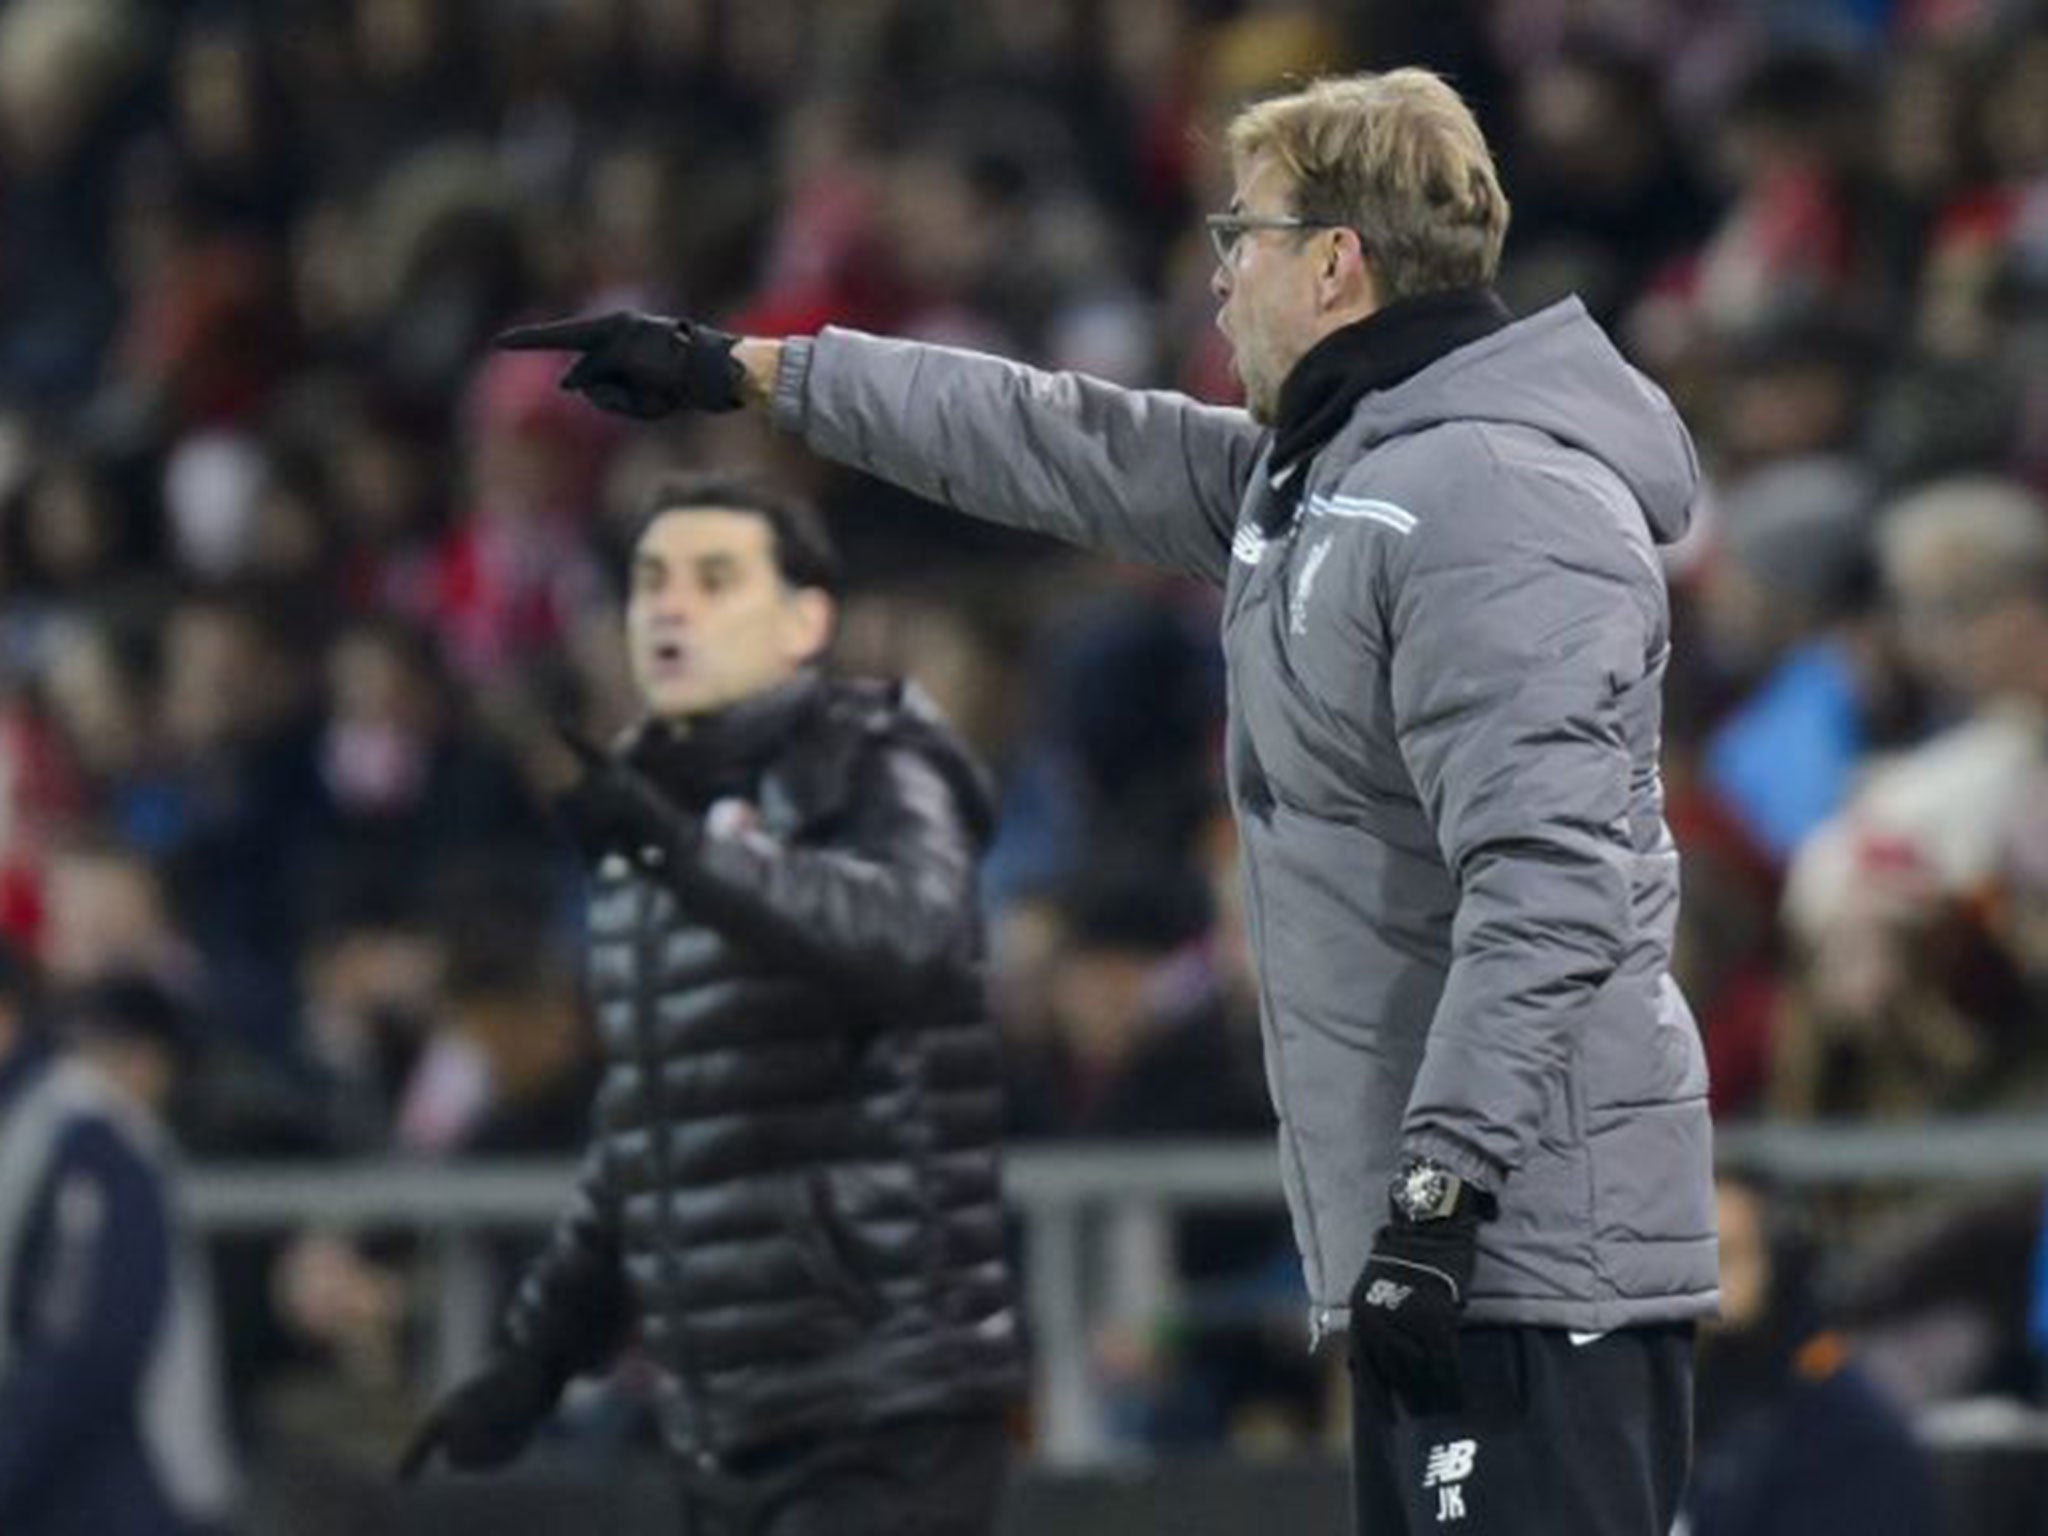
{"left": 6, "top": 0, "right": 2048, "bottom": 1500}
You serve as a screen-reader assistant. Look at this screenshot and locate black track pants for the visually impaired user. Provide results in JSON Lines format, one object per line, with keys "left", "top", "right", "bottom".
{"left": 1351, "top": 1324, "right": 1694, "bottom": 1535}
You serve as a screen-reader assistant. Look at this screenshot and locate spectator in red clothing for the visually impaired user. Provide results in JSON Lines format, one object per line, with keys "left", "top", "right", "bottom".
{"left": 1778, "top": 478, "right": 2048, "bottom": 1117}
{"left": 414, "top": 348, "right": 609, "bottom": 689}
{"left": 106, "top": 168, "right": 292, "bottom": 433}
{"left": 1693, "top": 53, "right": 1876, "bottom": 338}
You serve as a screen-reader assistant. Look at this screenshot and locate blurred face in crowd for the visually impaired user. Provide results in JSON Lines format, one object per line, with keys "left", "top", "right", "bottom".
{"left": 1517, "top": 56, "right": 1658, "bottom": 205}
{"left": 626, "top": 507, "right": 832, "bottom": 721}
{"left": 1698, "top": 556, "right": 1802, "bottom": 682}
{"left": 328, "top": 629, "right": 434, "bottom": 739}
{"left": 1211, "top": 152, "right": 1374, "bottom": 423}
{"left": 886, "top": 151, "right": 1003, "bottom": 302}
{"left": 74, "top": 1030, "right": 179, "bottom": 1117}
{"left": 162, "top": 603, "right": 273, "bottom": 753}
{"left": 1888, "top": 557, "right": 2048, "bottom": 707}
{"left": 1982, "top": 34, "right": 2048, "bottom": 181}
{"left": 1881, "top": 46, "right": 1971, "bottom": 199}
{"left": 1713, "top": 1179, "right": 1772, "bottom": 1333}
{"left": 321, "top": 627, "right": 438, "bottom": 810}
{"left": 44, "top": 625, "right": 147, "bottom": 778}
{"left": 43, "top": 848, "right": 175, "bottom": 986}
{"left": 1048, "top": 937, "right": 1158, "bottom": 1074}
{"left": 173, "top": 27, "right": 260, "bottom": 166}
{"left": 24, "top": 457, "right": 121, "bottom": 586}
{"left": 356, "top": 0, "right": 441, "bottom": 83}
{"left": 1717, "top": 357, "right": 1860, "bottom": 467}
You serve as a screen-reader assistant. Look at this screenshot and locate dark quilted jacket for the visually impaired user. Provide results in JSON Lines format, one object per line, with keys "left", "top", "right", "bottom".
{"left": 498, "top": 674, "right": 1023, "bottom": 1459}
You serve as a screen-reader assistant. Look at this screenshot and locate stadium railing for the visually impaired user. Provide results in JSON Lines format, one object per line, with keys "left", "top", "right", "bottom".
{"left": 186, "top": 1121, "right": 2048, "bottom": 1466}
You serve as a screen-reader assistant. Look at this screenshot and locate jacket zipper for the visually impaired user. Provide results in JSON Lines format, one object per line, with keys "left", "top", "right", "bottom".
{"left": 634, "top": 873, "right": 715, "bottom": 1469}
{"left": 1234, "top": 775, "right": 1337, "bottom": 1352}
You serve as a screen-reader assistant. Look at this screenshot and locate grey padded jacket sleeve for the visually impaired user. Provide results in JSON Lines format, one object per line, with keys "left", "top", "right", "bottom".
{"left": 774, "top": 329, "right": 1262, "bottom": 587}
{"left": 1384, "top": 454, "right": 1653, "bottom": 1189}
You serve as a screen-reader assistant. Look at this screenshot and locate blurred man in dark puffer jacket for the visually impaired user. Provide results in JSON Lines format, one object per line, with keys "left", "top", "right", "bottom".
{"left": 399, "top": 472, "right": 1023, "bottom": 1536}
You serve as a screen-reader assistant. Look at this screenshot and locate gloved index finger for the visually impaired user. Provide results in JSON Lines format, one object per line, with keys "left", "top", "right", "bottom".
{"left": 494, "top": 316, "right": 619, "bottom": 352}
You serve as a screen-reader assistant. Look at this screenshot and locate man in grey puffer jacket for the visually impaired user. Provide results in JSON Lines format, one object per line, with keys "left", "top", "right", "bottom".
{"left": 502, "top": 66, "right": 1715, "bottom": 1536}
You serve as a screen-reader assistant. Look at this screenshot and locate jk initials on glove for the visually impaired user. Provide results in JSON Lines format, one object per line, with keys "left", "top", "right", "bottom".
{"left": 495, "top": 310, "right": 746, "bottom": 420}
{"left": 1349, "top": 1158, "right": 1498, "bottom": 1416}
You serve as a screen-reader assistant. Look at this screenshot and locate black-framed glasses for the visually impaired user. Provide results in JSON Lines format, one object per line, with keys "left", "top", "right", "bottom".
{"left": 1205, "top": 213, "right": 1349, "bottom": 267}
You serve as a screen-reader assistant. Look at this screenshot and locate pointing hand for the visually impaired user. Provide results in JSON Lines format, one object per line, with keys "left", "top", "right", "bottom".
{"left": 495, "top": 311, "right": 745, "bottom": 420}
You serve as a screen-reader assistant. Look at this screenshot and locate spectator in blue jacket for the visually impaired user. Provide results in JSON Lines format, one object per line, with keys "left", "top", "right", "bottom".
{"left": 0, "top": 954, "right": 239, "bottom": 1536}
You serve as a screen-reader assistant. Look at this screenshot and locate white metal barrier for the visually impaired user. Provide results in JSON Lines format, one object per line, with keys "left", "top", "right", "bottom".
{"left": 184, "top": 1122, "right": 2048, "bottom": 1466}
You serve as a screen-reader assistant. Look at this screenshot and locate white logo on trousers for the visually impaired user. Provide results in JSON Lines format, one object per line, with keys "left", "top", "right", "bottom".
{"left": 1423, "top": 1439, "right": 1478, "bottom": 1523}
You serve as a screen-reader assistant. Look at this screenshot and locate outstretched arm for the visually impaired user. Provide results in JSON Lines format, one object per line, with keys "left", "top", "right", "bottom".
{"left": 499, "top": 315, "right": 1262, "bottom": 587}
{"left": 767, "top": 328, "right": 1257, "bottom": 585}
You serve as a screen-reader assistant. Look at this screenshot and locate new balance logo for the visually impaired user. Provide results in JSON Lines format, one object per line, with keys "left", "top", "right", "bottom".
{"left": 1423, "top": 1440, "right": 1477, "bottom": 1486}
{"left": 1362, "top": 1279, "right": 1412, "bottom": 1309}
{"left": 1423, "top": 1439, "right": 1478, "bottom": 1524}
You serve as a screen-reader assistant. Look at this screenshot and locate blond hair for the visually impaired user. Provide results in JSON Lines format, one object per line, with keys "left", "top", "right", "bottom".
{"left": 1877, "top": 476, "right": 2048, "bottom": 596}
{"left": 1226, "top": 69, "right": 1510, "bottom": 303}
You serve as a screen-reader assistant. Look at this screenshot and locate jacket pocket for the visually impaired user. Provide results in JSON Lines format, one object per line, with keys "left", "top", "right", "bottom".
{"left": 787, "top": 1171, "right": 889, "bottom": 1324}
{"left": 1582, "top": 1097, "right": 1717, "bottom": 1301}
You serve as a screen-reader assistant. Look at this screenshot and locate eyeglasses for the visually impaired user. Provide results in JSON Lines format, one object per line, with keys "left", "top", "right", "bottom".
{"left": 1205, "top": 213, "right": 1350, "bottom": 267}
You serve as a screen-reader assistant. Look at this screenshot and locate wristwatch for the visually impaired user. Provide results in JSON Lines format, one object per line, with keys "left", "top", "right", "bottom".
{"left": 1389, "top": 1158, "right": 1490, "bottom": 1224}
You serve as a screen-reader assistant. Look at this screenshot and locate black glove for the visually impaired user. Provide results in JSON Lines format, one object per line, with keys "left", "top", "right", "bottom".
{"left": 1349, "top": 1177, "right": 1495, "bottom": 1417}
{"left": 552, "top": 725, "right": 700, "bottom": 868}
{"left": 495, "top": 311, "right": 745, "bottom": 419}
{"left": 395, "top": 1350, "right": 565, "bottom": 1481}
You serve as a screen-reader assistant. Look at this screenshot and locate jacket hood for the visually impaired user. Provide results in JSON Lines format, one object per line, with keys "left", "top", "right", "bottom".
{"left": 1342, "top": 297, "right": 1700, "bottom": 544}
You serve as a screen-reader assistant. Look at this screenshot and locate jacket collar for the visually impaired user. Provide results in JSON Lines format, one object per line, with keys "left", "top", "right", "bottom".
{"left": 1262, "top": 286, "right": 1511, "bottom": 532}
{"left": 627, "top": 671, "right": 825, "bottom": 808}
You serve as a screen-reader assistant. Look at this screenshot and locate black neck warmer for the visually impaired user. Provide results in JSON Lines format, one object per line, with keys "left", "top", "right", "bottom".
{"left": 628, "top": 670, "right": 824, "bottom": 808}
{"left": 1261, "top": 286, "right": 1511, "bottom": 531}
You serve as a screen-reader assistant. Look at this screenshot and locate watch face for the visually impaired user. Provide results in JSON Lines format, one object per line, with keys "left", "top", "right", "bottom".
{"left": 1397, "top": 1163, "right": 1452, "bottom": 1220}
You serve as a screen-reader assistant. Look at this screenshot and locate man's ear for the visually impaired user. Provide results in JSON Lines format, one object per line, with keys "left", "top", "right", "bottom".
{"left": 1321, "top": 228, "right": 1377, "bottom": 312}
{"left": 785, "top": 587, "right": 835, "bottom": 664}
